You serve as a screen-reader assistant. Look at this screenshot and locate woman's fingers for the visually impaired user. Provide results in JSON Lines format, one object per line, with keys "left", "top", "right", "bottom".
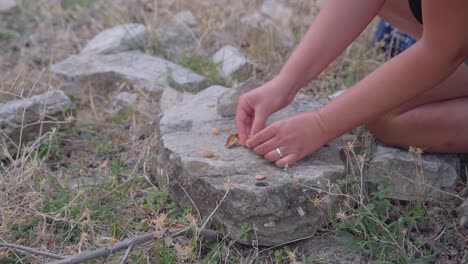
{"left": 264, "top": 146, "right": 286, "bottom": 161}
{"left": 253, "top": 136, "right": 278, "bottom": 155}
{"left": 246, "top": 125, "right": 276, "bottom": 148}
{"left": 275, "top": 153, "right": 299, "bottom": 168}
{"left": 235, "top": 97, "right": 253, "bottom": 145}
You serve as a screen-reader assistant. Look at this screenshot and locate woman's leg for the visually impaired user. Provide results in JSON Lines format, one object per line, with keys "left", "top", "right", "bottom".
{"left": 367, "top": 0, "right": 468, "bottom": 152}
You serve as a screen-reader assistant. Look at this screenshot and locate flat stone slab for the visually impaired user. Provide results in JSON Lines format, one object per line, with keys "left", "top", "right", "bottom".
{"left": 367, "top": 144, "right": 460, "bottom": 201}
{"left": 156, "top": 85, "right": 346, "bottom": 246}
{"left": 0, "top": 90, "right": 74, "bottom": 145}
{"left": 51, "top": 51, "right": 212, "bottom": 96}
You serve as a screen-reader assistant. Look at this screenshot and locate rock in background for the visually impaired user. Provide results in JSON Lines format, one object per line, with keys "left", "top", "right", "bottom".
{"left": 51, "top": 51, "right": 212, "bottom": 97}
{"left": 81, "top": 24, "right": 148, "bottom": 55}
{"left": 0, "top": 0, "right": 16, "bottom": 13}
{"left": 0, "top": 90, "right": 74, "bottom": 146}
{"left": 217, "top": 78, "right": 260, "bottom": 117}
{"left": 154, "top": 11, "right": 201, "bottom": 62}
{"left": 241, "top": 0, "right": 295, "bottom": 49}
{"left": 211, "top": 45, "right": 253, "bottom": 79}
{"left": 155, "top": 85, "right": 347, "bottom": 246}
{"left": 366, "top": 144, "right": 460, "bottom": 201}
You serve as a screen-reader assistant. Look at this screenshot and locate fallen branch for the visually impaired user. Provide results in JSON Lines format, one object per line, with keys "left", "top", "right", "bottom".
{"left": 48, "top": 227, "right": 223, "bottom": 264}
{"left": 0, "top": 242, "right": 66, "bottom": 260}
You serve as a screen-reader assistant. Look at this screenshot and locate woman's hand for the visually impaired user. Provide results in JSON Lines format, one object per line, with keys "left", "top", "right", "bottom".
{"left": 245, "top": 110, "right": 331, "bottom": 167}
{"left": 235, "top": 78, "right": 295, "bottom": 145}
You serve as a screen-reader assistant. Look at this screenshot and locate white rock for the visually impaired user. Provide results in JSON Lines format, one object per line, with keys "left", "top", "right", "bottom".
{"left": 0, "top": 0, "right": 16, "bottom": 13}
{"left": 51, "top": 51, "right": 212, "bottom": 97}
{"left": 211, "top": 45, "right": 249, "bottom": 78}
{"left": 81, "top": 24, "right": 148, "bottom": 55}
{"left": 112, "top": 92, "right": 138, "bottom": 108}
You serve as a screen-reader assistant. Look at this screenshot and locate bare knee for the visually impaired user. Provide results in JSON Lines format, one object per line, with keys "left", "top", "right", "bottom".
{"left": 368, "top": 116, "right": 404, "bottom": 148}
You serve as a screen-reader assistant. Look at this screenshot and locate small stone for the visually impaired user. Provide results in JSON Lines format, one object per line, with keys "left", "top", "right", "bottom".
{"left": 202, "top": 150, "right": 214, "bottom": 158}
{"left": 0, "top": 90, "right": 74, "bottom": 148}
{"left": 217, "top": 79, "right": 260, "bottom": 117}
{"left": 81, "top": 24, "right": 148, "bottom": 55}
{"left": 457, "top": 198, "right": 468, "bottom": 228}
{"left": 223, "top": 128, "right": 231, "bottom": 131}
{"left": 207, "top": 103, "right": 216, "bottom": 108}
{"left": 211, "top": 45, "right": 251, "bottom": 78}
{"left": 210, "top": 127, "right": 220, "bottom": 135}
{"left": 112, "top": 92, "right": 138, "bottom": 108}
{"left": 264, "top": 221, "right": 276, "bottom": 228}
{"left": 255, "top": 174, "right": 266, "bottom": 180}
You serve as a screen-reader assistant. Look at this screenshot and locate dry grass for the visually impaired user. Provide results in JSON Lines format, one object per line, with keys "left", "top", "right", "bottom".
{"left": 0, "top": 0, "right": 466, "bottom": 263}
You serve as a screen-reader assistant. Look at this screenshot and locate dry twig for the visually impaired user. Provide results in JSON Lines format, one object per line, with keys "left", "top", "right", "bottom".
{"left": 0, "top": 242, "right": 66, "bottom": 260}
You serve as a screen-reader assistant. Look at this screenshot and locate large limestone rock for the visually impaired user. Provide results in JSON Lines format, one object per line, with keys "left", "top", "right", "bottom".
{"left": 155, "top": 85, "right": 346, "bottom": 246}
{"left": 0, "top": 90, "right": 74, "bottom": 145}
{"left": 0, "top": 0, "right": 16, "bottom": 13}
{"left": 211, "top": 45, "right": 252, "bottom": 79}
{"left": 155, "top": 11, "right": 201, "bottom": 62}
{"left": 81, "top": 24, "right": 148, "bottom": 55}
{"left": 366, "top": 144, "right": 460, "bottom": 201}
{"left": 51, "top": 51, "right": 211, "bottom": 97}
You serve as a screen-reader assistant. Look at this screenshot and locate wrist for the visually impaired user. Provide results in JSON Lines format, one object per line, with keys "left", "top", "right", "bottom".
{"left": 271, "top": 74, "right": 302, "bottom": 104}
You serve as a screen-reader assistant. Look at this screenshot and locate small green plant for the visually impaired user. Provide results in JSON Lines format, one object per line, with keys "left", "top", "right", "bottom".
{"left": 239, "top": 223, "right": 250, "bottom": 241}
{"left": 180, "top": 55, "right": 229, "bottom": 86}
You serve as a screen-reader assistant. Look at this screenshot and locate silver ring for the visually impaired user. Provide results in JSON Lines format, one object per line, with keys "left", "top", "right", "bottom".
{"left": 275, "top": 147, "right": 284, "bottom": 158}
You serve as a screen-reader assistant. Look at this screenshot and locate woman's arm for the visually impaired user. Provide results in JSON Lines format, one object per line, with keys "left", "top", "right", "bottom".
{"left": 276, "top": 0, "right": 385, "bottom": 102}
{"left": 318, "top": 0, "right": 468, "bottom": 140}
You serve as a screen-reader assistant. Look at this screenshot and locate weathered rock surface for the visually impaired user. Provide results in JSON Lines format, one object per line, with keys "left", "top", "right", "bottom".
{"left": 81, "top": 24, "right": 148, "bottom": 55}
{"left": 51, "top": 51, "right": 211, "bottom": 97}
{"left": 156, "top": 85, "right": 346, "bottom": 246}
{"left": 367, "top": 144, "right": 460, "bottom": 201}
{"left": 211, "top": 45, "right": 251, "bottom": 78}
{"left": 296, "top": 233, "right": 365, "bottom": 263}
{"left": 0, "top": 0, "right": 16, "bottom": 13}
{"left": 112, "top": 91, "right": 138, "bottom": 108}
{"left": 159, "top": 87, "right": 194, "bottom": 112}
{"left": 457, "top": 198, "right": 468, "bottom": 228}
{"left": 155, "top": 11, "right": 201, "bottom": 62}
{"left": 241, "top": 0, "right": 295, "bottom": 49}
{"left": 216, "top": 78, "right": 260, "bottom": 117}
{"left": 0, "top": 90, "right": 74, "bottom": 144}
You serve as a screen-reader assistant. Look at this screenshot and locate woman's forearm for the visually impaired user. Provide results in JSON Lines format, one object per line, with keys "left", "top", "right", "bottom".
{"left": 317, "top": 41, "right": 465, "bottom": 139}
{"left": 276, "top": 0, "right": 385, "bottom": 100}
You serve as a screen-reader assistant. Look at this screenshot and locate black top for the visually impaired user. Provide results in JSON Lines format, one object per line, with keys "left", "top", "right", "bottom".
{"left": 408, "top": 0, "right": 423, "bottom": 24}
